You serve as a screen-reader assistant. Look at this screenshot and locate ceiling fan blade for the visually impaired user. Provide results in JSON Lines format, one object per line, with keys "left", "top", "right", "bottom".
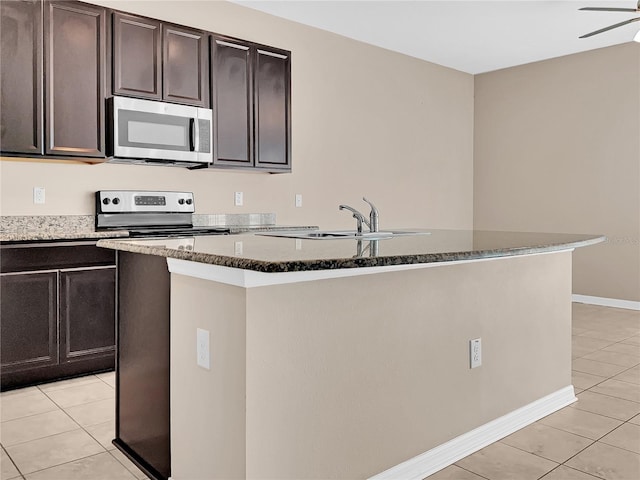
{"left": 579, "top": 17, "right": 640, "bottom": 38}
{"left": 579, "top": 7, "right": 638, "bottom": 12}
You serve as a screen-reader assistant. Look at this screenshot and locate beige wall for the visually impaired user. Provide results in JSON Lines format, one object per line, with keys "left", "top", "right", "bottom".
{"left": 474, "top": 43, "right": 640, "bottom": 302}
{"left": 2, "top": 1, "right": 635, "bottom": 301}
{"left": 170, "top": 275, "right": 247, "bottom": 479}
{"left": 0, "top": 0, "right": 474, "bottom": 231}
{"left": 170, "top": 251, "right": 573, "bottom": 479}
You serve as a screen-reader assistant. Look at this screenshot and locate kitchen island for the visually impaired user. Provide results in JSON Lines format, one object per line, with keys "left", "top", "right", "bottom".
{"left": 98, "top": 230, "right": 604, "bottom": 480}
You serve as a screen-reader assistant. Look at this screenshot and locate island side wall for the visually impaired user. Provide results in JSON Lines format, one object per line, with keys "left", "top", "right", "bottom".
{"left": 169, "top": 250, "right": 573, "bottom": 480}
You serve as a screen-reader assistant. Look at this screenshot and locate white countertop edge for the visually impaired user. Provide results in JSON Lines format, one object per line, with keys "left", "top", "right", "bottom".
{"left": 166, "top": 248, "right": 575, "bottom": 288}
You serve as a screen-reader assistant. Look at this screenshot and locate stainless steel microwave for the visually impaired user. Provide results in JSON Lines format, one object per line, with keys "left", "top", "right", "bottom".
{"left": 107, "top": 96, "right": 212, "bottom": 168}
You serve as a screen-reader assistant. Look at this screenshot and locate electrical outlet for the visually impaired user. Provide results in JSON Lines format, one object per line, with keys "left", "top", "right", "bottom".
{"left": 234, "top": 241, "right": 243, "bottom": 255}
{"left": 295, "top": 194, "right": 303, "bottom": 208}
{"left": 197, "top": 328, "right": 210, "bottom": 370}
{"left": 295, "top": 239, "right": 303, "bottom": 250}
{"left": 470, "top": 338, "right": 482, "bottom": 369}
{"left": 234, "top": 191, "right": 243, "bottom": 206}
{"left": 33, "top": 187, "right": 45, "bottom": 204}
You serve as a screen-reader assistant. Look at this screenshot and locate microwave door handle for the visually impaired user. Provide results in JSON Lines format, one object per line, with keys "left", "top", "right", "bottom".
{"left": 193, "top": 118, "right": 200, "bottom": 153}
{"left": 188, "top": 118, "right": 196, "bottom": 151}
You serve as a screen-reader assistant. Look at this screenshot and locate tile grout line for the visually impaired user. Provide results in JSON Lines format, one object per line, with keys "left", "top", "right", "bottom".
{"left": 579, "top": 386, "right": 640, "bottom": 404}
{"left": 3, "top": 383, "right": 115, "bottom": 476}
{"left": 496, "top": 429, "right": 594, "bottom": 468}
{"left": 107, "top": 449, "right": 145, "bottom": 478}
{"left": 448, "top": 462, "right": 492, "bottom": 480}
{"left": 1, "top": 443, "right": 24, "bottom": 478}
{"left": 597, "top": 422, "right": 640, "bottom": 455}
{"left": 1, "top": 424, "right": 83, "bottom": 450}
{"left": 16, "top": 451, "right": 114, "bottom": 479}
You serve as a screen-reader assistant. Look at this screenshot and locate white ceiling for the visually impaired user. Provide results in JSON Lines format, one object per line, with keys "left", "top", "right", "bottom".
{"left": 232, "top": 0, "right": 639, "bottom": 74}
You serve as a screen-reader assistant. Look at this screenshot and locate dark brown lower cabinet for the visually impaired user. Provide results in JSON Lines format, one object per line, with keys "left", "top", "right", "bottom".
{"left": 0, "top": 242, "right": 116, "bottom": 390}
{"left": 0, "top": 272, "right": 57, "bottom": 372}
{"left": 59, "top": 268, "right": 116, "bottom": 364}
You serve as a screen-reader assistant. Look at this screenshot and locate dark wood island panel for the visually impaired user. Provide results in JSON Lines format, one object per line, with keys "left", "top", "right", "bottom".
{"left": 115, "top": 251, "right": 171, "bottom": 480}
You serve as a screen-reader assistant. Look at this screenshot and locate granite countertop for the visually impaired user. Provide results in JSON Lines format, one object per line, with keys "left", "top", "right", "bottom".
{"left": 0, "top": 214, "right": 314, "bottom": 243}
{"left": 0, "top": 216, "right": 129, "bottom": 242}
{"left": 96, "top": 229, "right": 606, "bottom": 273}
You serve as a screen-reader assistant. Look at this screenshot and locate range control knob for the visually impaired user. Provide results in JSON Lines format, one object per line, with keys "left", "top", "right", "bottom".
{"left": 185, "top": 198, "right": 193, "bottom": 205}
{"left": 102, "top": 198, "right": 110, "bottom": 205}
{"left": 112, "top": 197, "right": 120, "bottom": 205}
{"left": 178, "top": 198, "right": 185, "bottom": 205}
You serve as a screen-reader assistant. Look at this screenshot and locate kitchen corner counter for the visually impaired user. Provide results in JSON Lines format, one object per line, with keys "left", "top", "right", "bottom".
{"left": 96, "top": 229, "right": 605, "bottom": 274}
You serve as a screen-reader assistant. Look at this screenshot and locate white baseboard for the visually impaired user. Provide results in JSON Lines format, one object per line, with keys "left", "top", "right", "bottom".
{"left": 573, "top": 294, "right": 640, "bottom": 311}
{"left": 368, "top": 386, "right": 577, "bottom": 480}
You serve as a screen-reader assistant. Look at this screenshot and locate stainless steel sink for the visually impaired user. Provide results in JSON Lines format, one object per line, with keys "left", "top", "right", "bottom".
{"left": 257, "top": 230, "right": 431, "bottom": 240}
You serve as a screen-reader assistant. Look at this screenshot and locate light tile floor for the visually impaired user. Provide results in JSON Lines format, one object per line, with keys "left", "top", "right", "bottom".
{"left": 0, "top": 372, "right": 147, "bottom": 479}
{"left": 428, "top": 303, "right": 640, "bottom": 480}
{"left": 0, "top": 303, "right": 638, "bottom": 480}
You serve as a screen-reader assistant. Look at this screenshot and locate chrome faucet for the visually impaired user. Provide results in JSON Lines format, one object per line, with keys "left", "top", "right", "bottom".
{"left": 339, "top": 197, "right": 379, "bottom": 234}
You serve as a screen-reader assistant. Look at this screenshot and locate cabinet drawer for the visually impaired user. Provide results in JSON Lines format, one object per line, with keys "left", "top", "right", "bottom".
{"left": 1, "top": 242, "right": 116, "bottom": 273}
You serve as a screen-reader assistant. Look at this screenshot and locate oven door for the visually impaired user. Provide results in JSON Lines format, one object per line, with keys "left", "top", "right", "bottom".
{"left": 108, "top": 96, "right": 212, "bottom": 164}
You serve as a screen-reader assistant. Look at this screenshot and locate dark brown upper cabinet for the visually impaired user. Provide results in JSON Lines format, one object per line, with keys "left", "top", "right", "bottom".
{"left": 44, "top": 0, "right": 107, "bottom": 157}
{"left": 112, "top": 12, "right": 209, "bottom": 107}
{"left": 254, "top": 48, "right": 291, "bottom": 170}
{"left": 1, "top": 1, "right": 289, "bottom": 171}
{"left": 211, "top": 36, "right": 252, "bottom": 167}
{"left": 0, "top": 0, "right": 105, "bottom": 159}
{"left": 211, "top": 36, "right": 291, "bottom": 171}
{"left": 0, "top": 0, "right": 43, "bottom": 155}
{"left": 163, "top": 24, "right": 209, "bottom": 106}
{"left": 112, "top": 12, "right": 161, "bottom": 99}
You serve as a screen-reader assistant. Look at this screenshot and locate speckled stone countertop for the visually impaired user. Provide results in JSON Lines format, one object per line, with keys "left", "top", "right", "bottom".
{"left": 0, "top": 216, "right": 129, "bottom": 242}
{"left": 0, "top": 214, "right": 313, "bottom": 243}
{"left": 96, "top": 230, "right": 605, "bottom": 273}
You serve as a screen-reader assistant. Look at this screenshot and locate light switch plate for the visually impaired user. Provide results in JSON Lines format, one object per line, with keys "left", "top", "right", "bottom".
{"left": 234, "top": 191, "right": 243, "bottom": 206}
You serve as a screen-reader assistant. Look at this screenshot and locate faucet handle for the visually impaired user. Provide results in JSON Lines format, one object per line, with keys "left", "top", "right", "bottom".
{"left": 362, "top": 197, "right": 379, "bottom": 232}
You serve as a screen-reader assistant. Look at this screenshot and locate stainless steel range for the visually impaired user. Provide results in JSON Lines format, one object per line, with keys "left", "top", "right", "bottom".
{"left": 95, "top": 190, "right": 229, "bottom": 237}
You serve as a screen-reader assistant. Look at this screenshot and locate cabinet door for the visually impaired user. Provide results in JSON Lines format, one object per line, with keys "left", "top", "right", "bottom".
{"left": 0, "top": 0, "right": 42, "bottom": 154}
{"left": 211, "top": 37, "right": 252, "bottom": 167}
{"left": 0, "top": 272, "right": 58, "bottom": 373}
{"left": 44, "top": 1, "right": 106, "bottom": 157}
{"left": 254, "top": 48, "right": 291, "bottom": 170}
{"left": 59, "top": 267, "right": 116, "bottom": 364}
{"left": 112, "top": 12, "right": 161, "bottom": 99}
{"left": 163, "top": 24, "right": 209, "bottom": 107}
